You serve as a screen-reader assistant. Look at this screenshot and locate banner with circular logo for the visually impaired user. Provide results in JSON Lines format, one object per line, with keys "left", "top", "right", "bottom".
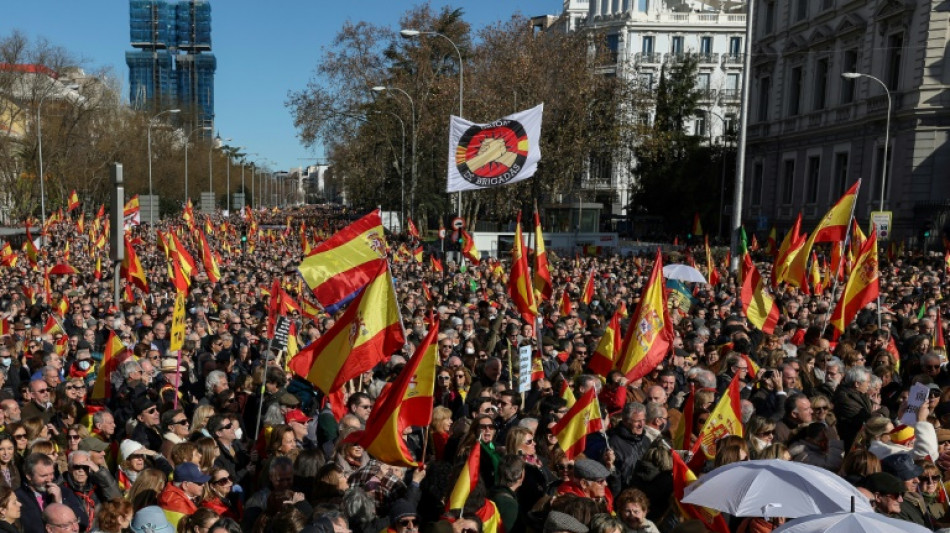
{"left": 446, "top": 103, "right": 543, "bottom": 192}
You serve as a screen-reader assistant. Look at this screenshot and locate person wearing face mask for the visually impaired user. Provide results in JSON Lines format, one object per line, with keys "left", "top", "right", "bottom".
{"left": 208, "top": 415, "right": 255, "bottom": 489}
{"left": 157, "top": 462, "right": 208, "bottom": 529}
{"left": 66, "top": 348, "right": 94, "bottom": 386}
{"left": 0, "top": 348, "right": 24, "bottom": 402}
{"left": 642, "top": 402, "right": 668, "bottom": 443}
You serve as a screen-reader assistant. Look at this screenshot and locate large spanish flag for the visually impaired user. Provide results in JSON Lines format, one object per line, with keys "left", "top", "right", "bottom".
{"left": 829, "top": 231, "right": 879, "bottom": 336}
{"left": 672, "top": 452, "right": 730, "bottom": 533}
{"left": 692, "top": 374, "right": 743, "bottom": 462}
{"left": 580, "top": 268, "right": 595, "bottom": 305}
{"left": 740, "top": 253, "right": 780, "bottom": 334}
{"left": 771, "top": 213, "right": 801, "bottom": 288}
{"left": 289, "top": 262, "right": 404, "bottom": 394}
{"left": 461, "top": 230, "right": 480, "bottom": 265}
{"left": 447, "top": 439, "right": 482, "bottom": 511}
{"left": 298, "top": 209, "right": 388, "bottom": 311}
{"left": 784, "top": 181, "right": 860, "bottom": 287}
{"left": 616, "top": 249, "right": 672, "bottom": 381}
{"left": 120, "top": 236, "right": 149, "bottom": 294}
{"left": 532, "top": 211, "right": 553, "bottom": 302}
{"left": 359, "top": 322, "right": 438, "bottom": 466}
{"left": 508, "top": 214, "right": 537, "bottom": 325}
{"left": 587, "top": 311, "right": 621, "bottom": 378}
{"left": 550, "top": 387, "right": 604, "bottom": 459}
{"left": 67, "top": 190, "right": 79, "bottom": 212}
{"left": 91, "top": 330, "right": 129, "bottom": 400}
{"left": 198, "top": 229, "right": 221, "bottom": 284}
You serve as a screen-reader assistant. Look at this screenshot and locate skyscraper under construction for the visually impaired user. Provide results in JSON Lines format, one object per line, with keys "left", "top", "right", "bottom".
{"left": 126, "top": 0, "right": 215, "bottom": 132}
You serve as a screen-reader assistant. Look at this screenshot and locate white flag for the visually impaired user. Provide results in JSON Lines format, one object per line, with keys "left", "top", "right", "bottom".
{"left": 446, "top": 103, "right": 543, "bottom": 193}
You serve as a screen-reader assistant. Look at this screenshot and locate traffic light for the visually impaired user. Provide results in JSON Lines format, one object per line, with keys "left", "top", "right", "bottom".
{"left": 923, "top": 221, "right": 933, "bottom": 238}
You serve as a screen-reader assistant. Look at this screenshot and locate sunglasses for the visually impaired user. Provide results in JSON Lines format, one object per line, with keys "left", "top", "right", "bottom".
{"left": 478, "top": 423, "right": 494, "bottom": 430}
{"left": 813, "top": 406, "right": 829, "bottom": 411}
{"left": 397, "top": 519, "right": 418, "bottom": 528}
{"left": 68, "top": 435, "right": 81, "bottom": 441}
{"left": 71, "top": 465, "right": 89, "bottom": 472}
{"left": 13, "top": 434, "right": 26, "bottom": 440}
{"left": 212, "top": 476, "right": 232, "bottom": 486}
{"left": 171, "top": 419, "right": 189, "bottom": 426}
{"left": 127, "top": 454, "right": 145, "bottom": 461}
{"left": 66, "top": 385, "right": 85, "bottom": 391}
{"left": 438, "top": 376, "right": 451, "bottom": 381}
{"left": 556, "top": 464, "right": 574, "bottom": 472}
{"left": 455, "top": 374, "right": 465, "bottom": 379}
{"left": 921, "top": 475, "right": 941, "bottom": 483}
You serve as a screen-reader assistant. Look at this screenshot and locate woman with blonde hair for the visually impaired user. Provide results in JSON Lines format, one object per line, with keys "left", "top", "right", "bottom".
{"left": 193, "top": 437, "right": 218, "bottom": 473}
{"left": 505, "top": 426, "right": 540, "bottom": 466}
{"left": 429, "top": 406, "right": 453, "bottom": 461}
{"left": 20, "top": 418, "right": 48, "bottom": 445}
{"left": 745, "top": 416, "right": 776, "bottom": 458}
{"left": 713, "top": 435, "right": 749, "bottom": 468}
{"left": 127, "top": 468, "right": 167, "bottom": 510}
{"left": 190, "top": 405, "right": 216, "bottom": 438}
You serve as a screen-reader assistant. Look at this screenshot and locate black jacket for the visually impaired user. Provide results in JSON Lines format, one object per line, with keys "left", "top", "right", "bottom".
{"left": 607, "top": 424, "right": 650, "bottom": 487}
{"left": 15, "top": 484, "right": 89, "bottom": 533}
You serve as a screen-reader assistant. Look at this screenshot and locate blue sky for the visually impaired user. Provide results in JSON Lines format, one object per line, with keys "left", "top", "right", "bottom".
{"left": 0, "top": 1, "right": 557, "bottom": 173}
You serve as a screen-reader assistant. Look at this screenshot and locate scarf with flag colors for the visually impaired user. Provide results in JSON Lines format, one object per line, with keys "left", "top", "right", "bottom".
{"left": 357, "top": 321, "right": 438, "bottom": 466}
{"left": 297, "top": 209, "right": 388, "bottom": 312}
{"left": 289, "top": 261, "right": 404, "bottom": 394}
{"left": 550, "top": 388, "right": 604, "bottom": 459}
{"left": 616, "top": 249, "right": 672, "bottom": 382}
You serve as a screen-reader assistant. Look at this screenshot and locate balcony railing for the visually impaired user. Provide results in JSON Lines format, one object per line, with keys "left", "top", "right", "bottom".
{"left": 635, "top": 52, "right": 663, "bottom": 64}
{"left": 722, "top": 53, "right": 744, "bottom": 65}
{"left": 720, "top": 88, "right": 740, "bottom": 100}
{"left": 695, "top": 52, "right": 719, "bottom": 63}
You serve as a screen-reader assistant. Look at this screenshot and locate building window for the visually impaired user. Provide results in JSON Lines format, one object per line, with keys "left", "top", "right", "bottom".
{"left": 724, "top": 113, "right": 737, "bottom": 136}
{"left": 764, "top": 1, "right": 775, "bottom": 34}
{"left": 886, "top": 33, "right": 903, "bottom": 90}
{"left": 751, "top": 162, "right": 764, "bottom": 206}
{"left": 840, "top": 49, "right": 857, "bottom": 104}
{"left": 672, "top": 36, "right": 684, "bottom": 55}
{"left": 814, "top": 58, "right": 828, "bottom": 110}
{"left": 782, "top": 159, "right": 795, "bottom": 205}
{"left": 695, "top": 112, "right": 708, "bottom": 137}
{"left": 729, "top": 36, "right": 742, "bottom": 55}
{"left": 606, "top": 34, "right": 620, "bottom": 62}
{"left": 833, "top": 152, "right": 849, "bottom": 198}
{"left": 757, "top": 76, "right": 771, "bottom": 122}
{"left": 642, "top": 35, "right": 654, "bottom": 54}
{"left": 638, "top": 0, "right": 649, "bottom": 12}
{"left": 806, "top": 156, "right": 820, "bottom": 204}
{"left": 697, "top": 72, "right": 710, "bottom": 96}
{"left": 796, "top": 0, "right": 808, "bottom": 21}
{"left": 788, "top": 66, "right": 803, "bottom": 116}
{"left": 700, "top": 36, "right": 712, "bottom": 55}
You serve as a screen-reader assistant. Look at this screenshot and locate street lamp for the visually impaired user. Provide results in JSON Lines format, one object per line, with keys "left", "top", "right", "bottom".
{"left": 184, "top": 126, "right": 212, "bottom": 204}
{"left": 842, "top": 72, "right": 891, "bottom": 212}
{"left": 146, "top": 108, "right": 180, "bottom": 224}
{"left": 36, "top": 81, "right": 80, "bottom": 232}
{"left": 226, "top": 145, "right": 245, "bottom": 214}
{"left": 401, "top": 28, "right": 464, "bottom": 216}
{"left": 709, "top": 111, "right": 734, "bottom": 240}
{"left": 373, "top": 86, "right": 416, "bottom": 221}
{"left": 209, "top": 136, "right": 232, "bottom": 208}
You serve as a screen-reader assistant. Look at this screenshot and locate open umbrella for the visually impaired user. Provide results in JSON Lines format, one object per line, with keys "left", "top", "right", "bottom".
{"left": 47, "top": 262, "right": 79, "bottom": 276}
{"left": 662, "top": 264, "right": 707, "bottom": 284}
{"left": 773, "top": 511, "right": 931, "bottom": 533}
{"left": 681, "top": 459, "right": 873, "bottom": 518}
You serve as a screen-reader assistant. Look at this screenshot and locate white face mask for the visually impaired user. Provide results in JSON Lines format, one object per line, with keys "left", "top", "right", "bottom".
{"left": 465, "top": 347, "right": 475, "bottom": 355}
{"left": 234, "top": 428, "right": 243, "bottom": 441}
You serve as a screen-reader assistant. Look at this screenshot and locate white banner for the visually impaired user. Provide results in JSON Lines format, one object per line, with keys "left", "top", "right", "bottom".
{"left": 446, "top": 103, "right": 543, "bottom": 193}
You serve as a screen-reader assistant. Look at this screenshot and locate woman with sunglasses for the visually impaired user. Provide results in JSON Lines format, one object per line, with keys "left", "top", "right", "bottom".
{"left": 0, "top": 434, "right": 20, "bottom": 490}
{"left": 4, "top": 425, "right": 26, "bottom": 458}
{"left": 200, "top": 467, "right": 242, "bottom": 521}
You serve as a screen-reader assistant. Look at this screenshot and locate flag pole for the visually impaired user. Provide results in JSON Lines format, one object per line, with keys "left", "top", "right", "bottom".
{"left": 821, "top": 179, "right": 862, "bottom": 336}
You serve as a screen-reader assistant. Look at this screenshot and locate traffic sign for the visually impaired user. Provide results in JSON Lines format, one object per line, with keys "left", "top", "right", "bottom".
{"left": 870, "top": 211, "right": 892, "bottom": 241}
{"left": 452, "top": 217, "right": 465, "bottom": 230}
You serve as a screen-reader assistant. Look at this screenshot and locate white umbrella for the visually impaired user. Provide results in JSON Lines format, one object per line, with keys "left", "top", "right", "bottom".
{"left": 662, "top": 263, "right": 707, "bottom": 284}
{"left": 681, "top": 459, "right": 873, "bottom": 518}
{"left": 773, "top": 511, "right": 931, "bottom": 533}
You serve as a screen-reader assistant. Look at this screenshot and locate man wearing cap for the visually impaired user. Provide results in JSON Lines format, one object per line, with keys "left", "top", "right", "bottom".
{"left": 386, "top": 499, "right": 420, "bottom": 533}
{"left": 881, "top": 453, "right": 928, "bottom": 527}
{"left": 157, "top": 462, "right": 207, "bottom": 529}
{"left": 865, "top": 471, "right": 907, "bottom": 518}
{"left": 556, "top": 458, "right": 615, "bottom": 512}
{"left": 129, "top": 397, "right": 163, "bottom": 452}
{"left": 544, "top": 511, "right": 588, "bottom": 533}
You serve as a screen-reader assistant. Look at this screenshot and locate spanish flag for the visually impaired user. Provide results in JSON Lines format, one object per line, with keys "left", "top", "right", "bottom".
{"left": 771, "top": 213, "right": 801, "bottom": 288}
{"left": 775, "top": 231, "right": 808, "bottom": 289}
{"left": 588, "top": 311, "right": 621, "bottom": 378}
{"left": 67, "top": 190, "right": 79, "bottom": 212}
{"left": 692, "top": 374, "right": 743, "bottom": 462}
{"left": 447, "top": 439, "right": 482, "bottom": 511}
{"left": 740, "top": 253, "right": 780, "bottom": 334}
{"left": 785, "top": 181, "right": 860, "bottom": 287}
{"left": 532, "top": 211, "right": 553, "bottom": 302}
{"left": 559, "top": 291, "right": 572, "bottom": 317}
{"left": 765, "top": 226, "right": 778, "bottom": 257}
{"left": 508, "top": 214, "right": 537, "bottom": 325}
{"left": 91, "top": 332, "right": 127, "bottom": 401}
{"left": 43, "top": 315, "right": 64, "bottom": 337}
{"left": 359, "top": 321, "right": 438, "bottom": 467}
{"left": 198, "top": 230, "right": 221, "bottom": 284}
{"left": 829, "top": 231, "right": 879, "bottom": 336}
{"left": 120, "top": 236, "right": 149, "bottom": 294}
{"left": 407, "top": 218, "right": 420, "bottom": 239}
{"left": 168, "top": 231, "right": 197, "bottom": 278}
{"left": 934, "top": 308, "right": 946, "bottom": 353}
{"left": 461, "top": 230, "right": 480, "bottom": 265}
{"left": 616, "top": 249, "right": 672, "bottom": 381}
{"left": 413, "top": 246, "right": 423, "bottom": 263}
{"left": 692, "top": 213, "right": 703, "bottom": 236}
{"left": 551, "top": 387, "right": 605, "bottom": 459}
{"left": 580, "top": 268, "right": 595, "bottom": 305}
{"left": 672, "top": 452, "right": 730, "bottom": 533}
{"left": 289, "top": 262, "right": 404, "bottom": 394}
{"left": 0, "top": 319, "right": 8, "bottom": 337}
{"left": 182, "top": 200, "right": 195, "bottom": 231}
{"left": 704, "top": 236, "right": 719, "bottom": 286}
{"left": 298, "top": 209, "right": 388, "bottom": 311}
{"left": 431, "top": 257, "right": 444, "bottom": 273}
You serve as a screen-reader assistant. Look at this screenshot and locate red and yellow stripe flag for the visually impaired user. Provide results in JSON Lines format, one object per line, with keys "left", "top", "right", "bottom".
{"left": 0, "top": 319, "right": 8, "bottom": 337}
{"left": 559, "top": 290, "right": 572, "bottom": 317}
{"left": 692, "top": 213, "right": 703, "bottom": 236}
{"left": 672, "top": 451, "right": 730, "bottom": 533}
{"left": 704, "top": 235, "right": 719, "bottom": 286}
{"left": 771, "top": 213, "right": 801, "bottom": 288}
{"left": 289, "top": 262, "right": 405, "bottom": 394}
{"left": 198, "top": 229, "right": 221, "bottom": 284}
{"left": 461, "top": 230, "right": 480, "bottom": 265}
{"left": 765, "top": 226, "right": 778, "bottom": 257}
{"left": 447, "top": 438, "right": 482, "bottom": 511}
{"left": 551, "top": 387, "right": 605, "bottom": 459}
{"left": 43, "top": 315, "right": 63, "bottom": 337}
{"left": 934, "top": 307, "right": 946, "bottom": 353}
{"left": 359, "top": 320, "right": 439, "bottom": 466}
{"left": 298, "top": 209, "right": 388, "bottom": 311}
{"left": 431, "top": 257, "right": 444, "bottom": 273}
{"left": 120, "top": 236, "right": 149, "bottom": 295}
{"left": 67, "top": 190, "right": 79, "bottom": 212}
{"left": 532, "top": 211, "right": 553, "bottom": 302}
{"left": 829, "top": 231, "right": 879, "bottom": 336}
{"left": 91, "top": 330, "right": 128, "bottom": 400}
{"left": 588, "top": 311, "right": 621, "bottom": 378}
{"left": 785, "top": 181, "right": 860, "bottom": 287}
{"left": 740, "top": 253, "right": 780, "bottom": 335}
{"left": 616, "top": 249, "right": 673, "bottom": 381}
{"left": 580, "top": 268, "right": 595, "bottom": 305}
{"left": 691, "top": 374, "right": 743, "bottom": 462}
{"left": 508, "top": 213, "right": 537, "bottom": 325}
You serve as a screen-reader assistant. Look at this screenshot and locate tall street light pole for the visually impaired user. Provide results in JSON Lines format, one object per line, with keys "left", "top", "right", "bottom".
{"left": 36, "top": 80, "right": 79, "bottom": 232}
{"left": 209, "top": 135, "right": 231, "bottom": 209}
{"left": 372, "top": 86, "right": 415, "bottom": 222}
{"left": 400, "top": 28, "right": 464, "bottom": 216}
{"left": 709, "top": 111, "right": 733, "bottom": 240}
{"left": 184, "top": 126, "right": 212, "bottom": 205}
{"left": 226, "top": 146, "right": 245, "bottom": 214}
{"left": 147, "top": 108, "right": 180, "bottom": 224}
{"left": 842, "top": 72, "right": 891, "bottom": 213}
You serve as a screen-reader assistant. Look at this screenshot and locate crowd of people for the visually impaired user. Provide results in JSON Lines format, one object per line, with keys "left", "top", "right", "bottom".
{"left": 0, "top": 204, "right": 947, "bottom": 533}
